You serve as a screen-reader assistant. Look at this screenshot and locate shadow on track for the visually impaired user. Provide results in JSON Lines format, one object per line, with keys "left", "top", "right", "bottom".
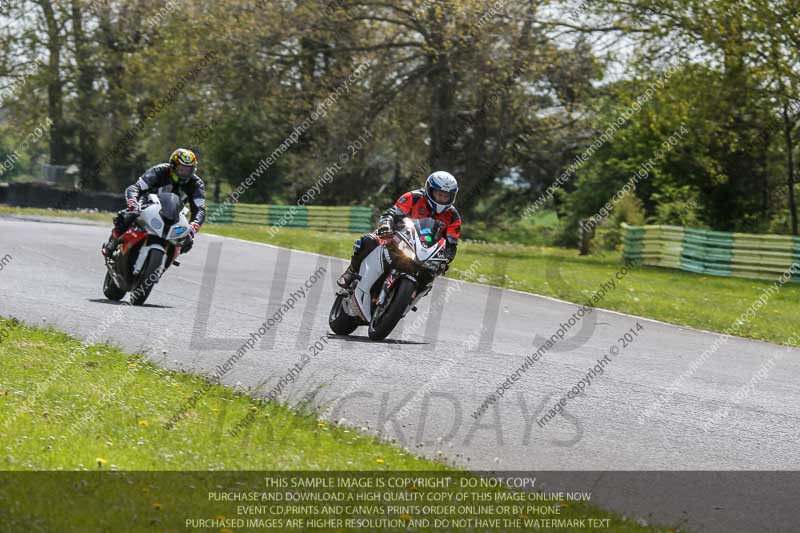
{"left": 87, "top": 298, "right": 174, "bottom": 309}
{"left": 326, "top": 333, "right": 428, "bottom": 345}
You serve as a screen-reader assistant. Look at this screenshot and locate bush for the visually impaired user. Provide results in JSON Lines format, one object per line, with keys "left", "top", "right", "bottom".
{"left": 648, "top": 186, "right": 705, "bottom": 228}
{"left": 768, "top": 209, "right": 798, "bottom": 235}
{"left": 586, "top": 195, "right": 646, "bottom": 252}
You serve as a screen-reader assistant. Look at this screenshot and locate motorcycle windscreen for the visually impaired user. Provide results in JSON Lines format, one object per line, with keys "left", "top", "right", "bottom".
{"left": 157, "top": 193, "right": 182, "bottom": 223}
{"left": 413, "top": 217, "right": 444, "bottom": 247}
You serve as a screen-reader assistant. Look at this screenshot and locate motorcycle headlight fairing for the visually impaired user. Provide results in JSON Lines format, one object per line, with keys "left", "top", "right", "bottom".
{"left": 396, "top": 239, "right": 416, "bottom": 261}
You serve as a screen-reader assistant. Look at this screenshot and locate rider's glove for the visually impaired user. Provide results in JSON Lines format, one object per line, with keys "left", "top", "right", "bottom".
{"left": 189, "top": 221, "right": 200, "bottom": 239}
{"left": 377, "top": 221, "right": 393, "bottom": 238}
{"left": 126, "top": 199, "right": 140, "bottom": 212}
{"left": 181, "top": 238, "right": 194, "bottom": 254}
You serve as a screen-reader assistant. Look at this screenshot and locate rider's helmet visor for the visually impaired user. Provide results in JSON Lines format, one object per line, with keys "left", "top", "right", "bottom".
{"left": 432, "top": 189, "right": 453, "bottom": 204}
{"left": 175, "top": 164, "right": 194, "bottom": 180}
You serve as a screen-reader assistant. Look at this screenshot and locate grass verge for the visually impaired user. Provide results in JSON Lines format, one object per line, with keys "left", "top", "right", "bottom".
{"left": 0, "top": 317, "right": 665, "bottom": 532}
{"left": 0, "top": 316, "right": 432, "bottom": 471}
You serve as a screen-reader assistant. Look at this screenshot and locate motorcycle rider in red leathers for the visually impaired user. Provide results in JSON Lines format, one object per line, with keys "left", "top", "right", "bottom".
{"left": 337, "top": 171, "right": 462, "bottom": 288}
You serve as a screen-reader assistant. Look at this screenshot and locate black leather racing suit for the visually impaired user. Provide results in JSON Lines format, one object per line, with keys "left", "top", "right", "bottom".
{"left": 107, "top": 164, "right": 207, "bottom": 254}
{"left": 124, "top": 163, "right": 206, "bottom": 227}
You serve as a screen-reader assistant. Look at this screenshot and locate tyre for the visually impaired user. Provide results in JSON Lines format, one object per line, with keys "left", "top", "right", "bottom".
{"left": 329, "top": 292, "right": 360, "bottom": 335}
{"left": 129, "top": 249, "right": 164, "bottom": 306}
{"left": 103, "top": 271, "right": 126, "bottom": 301}
{"left": 368, "top": 277, "right": 415, "bottom": 341}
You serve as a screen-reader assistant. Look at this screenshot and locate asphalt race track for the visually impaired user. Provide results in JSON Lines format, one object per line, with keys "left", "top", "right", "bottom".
{"left": 1, "top": 216, "right": 798, "bottom": 532}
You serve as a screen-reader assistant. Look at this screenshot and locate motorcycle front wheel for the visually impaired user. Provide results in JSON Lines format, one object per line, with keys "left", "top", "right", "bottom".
{"left": 103, "top": 271, "right": 126, "bottom": 301}
{"left": 368, "top": 277, "right": 415, "bottom": 341}
{"left": 129, "top": 249, "right": 164, "bottom": 306}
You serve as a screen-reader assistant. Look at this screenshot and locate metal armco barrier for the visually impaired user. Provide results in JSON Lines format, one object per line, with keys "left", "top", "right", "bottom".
{"left": 207, "top": 203, "right": 375, "bottom": 233}
{"left": 622, "top": 223, "right": 800, "bottom": 281}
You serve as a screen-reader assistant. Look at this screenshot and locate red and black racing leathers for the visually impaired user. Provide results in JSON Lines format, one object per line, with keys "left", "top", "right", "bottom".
{"left": 347, "top": 188, "right": 462, "bottom": 273}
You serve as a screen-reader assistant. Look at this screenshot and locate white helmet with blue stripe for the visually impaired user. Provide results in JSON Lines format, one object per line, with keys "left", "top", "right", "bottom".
{"left": 424, "top": 171, "right": 458, "bottom": 214}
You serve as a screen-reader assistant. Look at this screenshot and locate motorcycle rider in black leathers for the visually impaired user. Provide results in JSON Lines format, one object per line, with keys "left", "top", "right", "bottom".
{"left": 102, "top": 148, "right": 206, "bottom": 256}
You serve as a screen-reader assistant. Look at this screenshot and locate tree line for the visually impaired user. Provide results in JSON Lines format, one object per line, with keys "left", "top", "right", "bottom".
{"left": 0, "top": 0, "right": 797, "bottom": 240}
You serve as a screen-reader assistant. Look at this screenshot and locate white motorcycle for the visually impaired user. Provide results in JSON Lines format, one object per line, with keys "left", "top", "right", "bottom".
{"left": 329, "top": 217, "right": 449, "bottom": 340}
{"left": 103, "top": 192, "right": 191, "bottom": 305}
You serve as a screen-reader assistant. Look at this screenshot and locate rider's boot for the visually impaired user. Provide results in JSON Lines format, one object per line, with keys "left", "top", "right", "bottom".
{"left": 102, "top": 232, "right": 120, "bottom": 257}
{"left": 338, "top": 234, "right": 379, "bottom": 288}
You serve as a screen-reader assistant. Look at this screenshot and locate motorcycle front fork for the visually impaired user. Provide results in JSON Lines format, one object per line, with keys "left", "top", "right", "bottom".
{"left": 375, "top": 272, "right": 431, "bottom": 312}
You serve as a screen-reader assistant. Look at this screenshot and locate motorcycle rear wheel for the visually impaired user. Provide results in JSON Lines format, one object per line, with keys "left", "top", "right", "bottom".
{"left": 368, "top": 277, "right": 415, "bottom": 341}
{"left": 329, "top": 292, "right": 360, "bottom": 335}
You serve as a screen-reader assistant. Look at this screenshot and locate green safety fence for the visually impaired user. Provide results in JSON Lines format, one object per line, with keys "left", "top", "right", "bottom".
{"left": 621, "top": 223, "right": 800, "bottom": 282}
{"left": 205, "top": 202, "right": 375, "bottom": 233}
